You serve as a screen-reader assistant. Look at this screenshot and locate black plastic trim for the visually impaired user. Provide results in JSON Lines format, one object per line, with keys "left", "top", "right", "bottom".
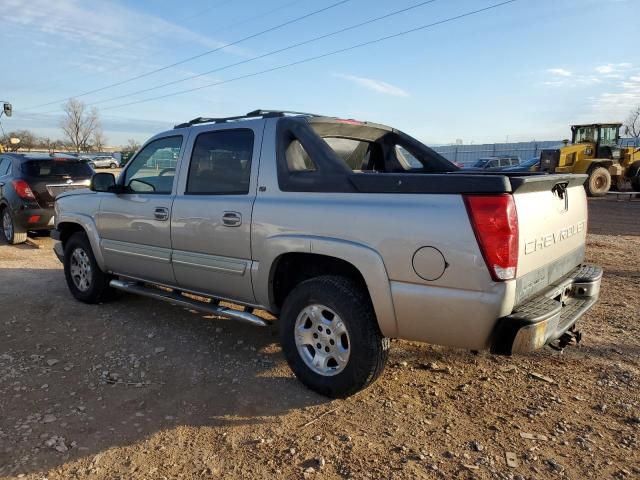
{"left": 349, "top": 173, "right": 512, "bottom": 194}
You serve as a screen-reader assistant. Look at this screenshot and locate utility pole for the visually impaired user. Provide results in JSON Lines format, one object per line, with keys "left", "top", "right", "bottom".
{"left": 0, "top": 101, "right": 14, "bottom": 152}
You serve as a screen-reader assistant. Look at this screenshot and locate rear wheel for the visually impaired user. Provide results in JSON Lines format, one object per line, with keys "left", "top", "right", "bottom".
{"left": 1, "top": 207, "right": 27, "bottom": 244}
{"left": 279, "top": 275, "right": 389, "bottom": 398}
{"left": 586, "top": 167, "right": 611, "bottom": 197}
{"left": 110, "top": 162, "right": 117, "bottom": 169}
{"left": 630, "top": 161, "right": 640, "bottom": 191}
{"left": 63, "top": 232, "right": 117, "bottom": 303}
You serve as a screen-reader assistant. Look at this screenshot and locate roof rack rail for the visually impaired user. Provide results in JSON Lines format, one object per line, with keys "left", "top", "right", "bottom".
{"left": 244, "top": 109, "right": 322, "bottom": 118}
{"left": 174, "top": 109, "right": 321, "bottom": 129}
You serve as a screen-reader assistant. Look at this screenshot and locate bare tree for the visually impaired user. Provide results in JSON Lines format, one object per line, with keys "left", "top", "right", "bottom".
{"left": 51, "top": 139, "right": 65, "bottom": 152}
{"left": 122, "top": 138, "right": 141, "bottom": 154}
{"left": 624, "top": 105, "right": 640, "bottom": 139}
{"left": 60, "top": 98, "right": 101, "bottom": 153}
{"left": 4, "top": 129, "right": 37, "bottom": 151}
{"left": 91, "top": 127, "right": 107, "bottom": 152}
{"left": 1, "top": 133, "right": 20, "bottom": 152}
{"left": 36, "top": 136, "right": 52, "bottom": 152}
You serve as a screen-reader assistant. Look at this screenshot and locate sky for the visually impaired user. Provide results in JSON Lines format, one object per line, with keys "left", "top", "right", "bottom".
{"left": 1, "top": 0, "right": 639, "bottom": 147}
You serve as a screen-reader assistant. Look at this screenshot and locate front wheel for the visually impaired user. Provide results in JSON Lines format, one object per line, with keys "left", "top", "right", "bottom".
{"left": 110, "top": 163, "right": 117, "bottom": 169}
{"left": 586, "top": 166, "right": 611, "bottom": 197}
{"left": 279, "top": 275, "right": 389, "bottom": 398}
{"left": 63, "top": 232, "right": 117, "bottom": 303}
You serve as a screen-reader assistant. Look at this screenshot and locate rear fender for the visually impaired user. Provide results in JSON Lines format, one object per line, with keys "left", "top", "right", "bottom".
{"left": 253, "top": 235, "right": 398, "bottom": 337}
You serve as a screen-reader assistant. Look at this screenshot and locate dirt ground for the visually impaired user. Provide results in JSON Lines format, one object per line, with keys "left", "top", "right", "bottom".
{"left": 0, "top": 197, "right": 638, "bottom": 480}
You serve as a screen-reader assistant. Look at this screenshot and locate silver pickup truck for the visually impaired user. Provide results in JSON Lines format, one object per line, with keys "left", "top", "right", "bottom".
{"left": 52, "top": 110, "right": 602, "bottom": 398}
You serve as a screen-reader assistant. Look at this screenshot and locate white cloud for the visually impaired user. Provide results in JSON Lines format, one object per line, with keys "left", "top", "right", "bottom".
{"left": 595, "top": 63, "right": 633, "bottom": 75}
{"left": 596, "top": 65, "right": 614, "bottom": 74}
{"left": 334, "top": 74, "right": 409, "bottom": 97}
{"left": 590, "top": 73, "right": 640, "bottom": 118}
{"left": 0, "top": 0, "right": 248, "bottom": 74}
{"left": 548, "top": 68, "right": 572, "bottom": 77}
{"left": 543, "top": 62, "right": 635, "bottom": 90}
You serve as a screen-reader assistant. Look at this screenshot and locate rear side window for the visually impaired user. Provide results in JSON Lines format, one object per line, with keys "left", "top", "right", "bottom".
{"left": 396, "top": 146, "right": 423, "bottom": 169}
{"left": 21, "top": 160, "right": 93, "bottom": 177}
{"left": 0, "top": 158, "right": 10, "bottom": 176}
{"left": 186, "top": 129, "right": 254, "bottom": 195}
{"left": 286, "top": 140, "right": 316, "bottom": 172}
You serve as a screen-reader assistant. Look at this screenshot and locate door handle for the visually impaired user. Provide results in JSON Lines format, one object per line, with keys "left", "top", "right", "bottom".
{"left": 154, "top": 207, "right": 169, "bottom": 221}
{"left": 222, "top": 211, "right": 242, "bottom": 227}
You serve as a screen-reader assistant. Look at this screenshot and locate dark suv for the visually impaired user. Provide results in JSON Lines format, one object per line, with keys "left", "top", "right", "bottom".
{"left": 0, "top": 153, "right": 93, "bottom": 244}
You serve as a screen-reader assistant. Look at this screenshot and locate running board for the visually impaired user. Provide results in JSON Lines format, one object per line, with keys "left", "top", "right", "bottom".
{"left": 109, "top": 279, "right": 269, "bottom": 327}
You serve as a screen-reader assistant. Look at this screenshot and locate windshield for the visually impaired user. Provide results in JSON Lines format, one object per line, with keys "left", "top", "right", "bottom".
{"left": 22, "top": 160, "right": 93, "bottom": 178}
{"left": 599, "top": 126, "right": 618, "bottom": 146}
{"left": 574, "top": 126, "right": 597, "bottom": 143}
{"left": 472, "top": 158, "right": 491, "bottom": 168}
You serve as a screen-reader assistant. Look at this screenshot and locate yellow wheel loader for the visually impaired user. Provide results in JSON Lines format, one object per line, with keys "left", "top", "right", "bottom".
{"left": 539, "top": 123, "right": 640, "bottom": 196}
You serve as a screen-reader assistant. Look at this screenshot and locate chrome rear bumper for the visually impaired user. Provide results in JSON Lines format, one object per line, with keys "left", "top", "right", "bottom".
{"left": 491, "top": 264, "right": 602, "bottom": 355}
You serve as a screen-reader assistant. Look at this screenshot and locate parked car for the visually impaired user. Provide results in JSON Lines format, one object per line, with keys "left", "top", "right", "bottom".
{"left": 51, "top": 110, "right": 601, "bottom": 398}
{"left": 471, "top": 156, "right": 521, "bottom": 169}
{"left": 501, "top": 156, "right": 540, "bottom": 172}
{"left": 88, "top": 155, "right": 119, "bottom": 169}
{"left": 0, "top": 153, "right": 92, "bottom": 244}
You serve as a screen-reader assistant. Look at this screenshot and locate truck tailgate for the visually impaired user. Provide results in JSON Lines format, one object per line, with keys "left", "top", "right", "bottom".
{"left": 511, "top": 174, "right": 588, "bottom": 304}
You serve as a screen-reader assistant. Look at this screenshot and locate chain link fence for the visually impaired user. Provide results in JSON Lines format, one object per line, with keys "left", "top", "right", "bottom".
{"left": 431, "top": 138, "right": 640, "bottom": 167}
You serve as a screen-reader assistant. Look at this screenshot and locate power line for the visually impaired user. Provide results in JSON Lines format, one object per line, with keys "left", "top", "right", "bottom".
{"left": 85, "top": 0, "right": 440, "bottom": 108}
{"left": 97, "top": 0, "right": 518, "bottom": 112}
{"left": 23, "top": 0, "right": 236, "bottom": 94}
{"left": 26, "top": 0, "right": 351, "bottom": 110}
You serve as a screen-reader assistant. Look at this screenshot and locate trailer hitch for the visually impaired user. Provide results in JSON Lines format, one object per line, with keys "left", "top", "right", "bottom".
{"left": 548, "top": 326, "right": 582, "bottom": 352}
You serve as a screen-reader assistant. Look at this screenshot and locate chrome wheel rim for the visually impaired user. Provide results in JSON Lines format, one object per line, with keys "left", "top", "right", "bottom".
{"left": 70, "top": 247, "right": 92, "bottom": 292}
{"left": 2, "top": 211, "right": 13, "bottom": 241}
{"left": 294, "top": 304, "right": 350, "bottom": 376}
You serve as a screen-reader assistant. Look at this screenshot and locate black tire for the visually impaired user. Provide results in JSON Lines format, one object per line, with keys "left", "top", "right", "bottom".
{"left": 63, "top": 232, "right": 117, "bottom": 303}
{"left": 630, "top": 161, "right": 640, "bottom": 191}
{"left": 110, "top": 163, "right": 117, "bottom": 169}
{"left": 586, "top": 166, "right": 611, "bottom": 197}
{"left": 279, "top": 275, "right": 389, "bottom": 398}
{"left": 1, "top": 207, "right": 27, "bottom": 245}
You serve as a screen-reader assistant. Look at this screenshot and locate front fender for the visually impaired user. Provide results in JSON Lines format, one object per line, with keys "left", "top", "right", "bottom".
{"left": 252, "top": 235, "right": 398, "bottom": 337}
{"left": 56, "top": 212, "right": 105, "bottom": 271}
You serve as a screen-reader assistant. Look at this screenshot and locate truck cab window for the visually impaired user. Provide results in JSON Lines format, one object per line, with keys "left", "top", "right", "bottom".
{"left": 124, "top": 136, "right": 183, "bottom": 194}
{"left": 186, "top": 129, "right": 254, "bottom": 195}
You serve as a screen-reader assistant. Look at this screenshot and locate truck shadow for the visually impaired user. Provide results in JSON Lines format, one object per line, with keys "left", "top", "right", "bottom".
{"left": 0, "top": 267, "right": 328, "bottom": 477}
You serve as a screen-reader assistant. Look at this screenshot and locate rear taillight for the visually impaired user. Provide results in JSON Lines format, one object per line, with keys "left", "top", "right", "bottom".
{"left": 12, "top": 179, "right": 36, "bottom": 200}
{"left": 463, "top": 194, "right": 518, "bottom": 281}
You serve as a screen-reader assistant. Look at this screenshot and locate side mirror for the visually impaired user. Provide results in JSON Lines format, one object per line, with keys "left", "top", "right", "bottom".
{"left": 3, "top": 102, "right": 12, "bottom": 117}
{"left": 90, "top": 172, "right": 116, "bottom": 192}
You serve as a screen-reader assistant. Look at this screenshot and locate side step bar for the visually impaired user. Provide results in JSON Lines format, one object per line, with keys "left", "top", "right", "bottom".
{"left": 109, "top": 279, "right": 269, "bottom": 327}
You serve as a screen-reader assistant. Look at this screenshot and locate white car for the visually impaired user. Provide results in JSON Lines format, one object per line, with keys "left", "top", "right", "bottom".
{"left": 88, "top": 156, "right": 119, "bottom": 169}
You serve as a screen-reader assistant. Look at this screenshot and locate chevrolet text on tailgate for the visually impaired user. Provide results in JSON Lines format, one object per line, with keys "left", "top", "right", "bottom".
{"left": 51, "top": 110, "right": 602, "bottom": 398}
